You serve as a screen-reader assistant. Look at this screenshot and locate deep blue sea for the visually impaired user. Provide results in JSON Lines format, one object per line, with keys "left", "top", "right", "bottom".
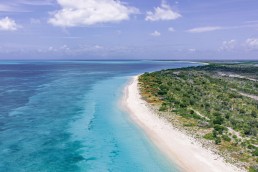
{"left": 0, "top": 61, "right": 201, "bottom": 172}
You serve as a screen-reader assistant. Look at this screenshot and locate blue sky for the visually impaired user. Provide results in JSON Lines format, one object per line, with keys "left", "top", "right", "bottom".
{"left": 0, "top": 0, "right": 258, "bottom": 60}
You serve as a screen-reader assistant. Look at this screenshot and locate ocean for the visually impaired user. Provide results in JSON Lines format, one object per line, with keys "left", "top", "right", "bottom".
{"left": 0, "top": 61, "right": 201, "bottom": 172}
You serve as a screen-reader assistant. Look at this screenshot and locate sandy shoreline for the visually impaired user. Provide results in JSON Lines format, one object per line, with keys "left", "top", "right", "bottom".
{"left": 122, "top": 76, "right": 245, "bottom": 172}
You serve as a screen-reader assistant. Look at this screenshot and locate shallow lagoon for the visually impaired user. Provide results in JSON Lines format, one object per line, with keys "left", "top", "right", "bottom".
{"left": 0, "top": 61, "right": 201, "bottom": 172}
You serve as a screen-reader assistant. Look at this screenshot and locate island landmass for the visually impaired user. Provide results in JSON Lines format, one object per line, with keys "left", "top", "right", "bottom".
{"left": 126, "top": 62, "right": 257, "bottom": 172}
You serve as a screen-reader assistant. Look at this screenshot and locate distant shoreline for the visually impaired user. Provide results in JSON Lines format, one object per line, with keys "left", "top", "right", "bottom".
{"left": 122, "top": 75, "right": 244, "bottom": 172}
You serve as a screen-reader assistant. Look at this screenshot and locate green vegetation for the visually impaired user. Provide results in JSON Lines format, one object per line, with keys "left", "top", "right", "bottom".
{"left": 139, "top": 63, "right": 258, "bottom": 170}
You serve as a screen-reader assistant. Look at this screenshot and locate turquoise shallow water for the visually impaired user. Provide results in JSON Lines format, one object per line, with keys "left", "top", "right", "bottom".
{"left": 0, "top": 61, "right": 201, "bottom": 172}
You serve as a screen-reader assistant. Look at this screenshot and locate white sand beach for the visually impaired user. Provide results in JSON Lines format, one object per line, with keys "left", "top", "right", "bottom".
{"left": 122, "top": 76, "right": 245, "bottom": 172}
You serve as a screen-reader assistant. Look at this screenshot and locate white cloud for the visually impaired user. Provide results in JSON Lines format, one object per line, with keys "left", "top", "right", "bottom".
{"left": 60, "top": 44, "right": 70, "bottom": 51}
{"left": 0, "top": 3, "right": 28, "bottom": 12}
{"left": 48, "top": 0, "right": 139, "bottom": 27}
{"left": 48, "top": 46, "right": 55, "bottom": 51}
{"left": 246, "top": 38, "right": 258, "bottom": 50}
{"left": 188, "top": 48, "right": 196, "bottom": 52}
{"left": 151, "top": 30, "right": 161, "bottom": 37}
{"left": 145, "top": 1, "right": 181, "bottom": 21}
{"left": 219, "top": 40, "right": 237, "bottom": 51}
{"left": 187, "top": 26, "right": 222, "bottom": 33}
{"left": 0, "top": 17, "right": 20, "bottom": 31}
{"left": 0, "top": 1, "right": 53, "bottom": 13}
{"left": 0, "top": 1, "right": 33, "bottom": 12}
{"left": 94, "top": 45, "right": 103, "bottom": 49}
{"left": 0, "top": 4, "right": 14, "bottom": 12}
{"left": 218, "top": 38, "right": 258, "bottom": 52}
{"left": 168, "top": 27, "right": 175, "bottom": 32}
{"left": 18, "top": 0, "right": 54, "bottom": 6}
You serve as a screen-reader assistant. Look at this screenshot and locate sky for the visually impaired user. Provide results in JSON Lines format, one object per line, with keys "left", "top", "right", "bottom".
{"left": 0, "top": 0, "right": 258, "bottom": 60}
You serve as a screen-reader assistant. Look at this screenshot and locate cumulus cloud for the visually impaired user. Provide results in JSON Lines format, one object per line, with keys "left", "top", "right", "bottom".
{"left": 246, "top": 38, "right": 258, "bottom": 50}
{"left": 219, "top": 40, "right": 237, "bottom": 51}
{"left": 48, "top": 0, "right": 139, "bottom": 27}
{"left": 219, "top": 38, "right": 258, "bottom": 52}
{"left": 187, "top": 26, "right": 222, "bottom": 33}
{"left": 151, "top": 30, "right": 161, "bottom": 37}
{"left": 0, "top": 17, "right": 20, "bottom": 31}
{"left": 145, "top": 1, "right": 181, "bottom": 21}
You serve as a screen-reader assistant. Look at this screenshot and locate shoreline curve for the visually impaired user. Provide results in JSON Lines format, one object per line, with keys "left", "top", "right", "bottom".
{"left": 122, "top": 75, "right": 245, "bottom": 172}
